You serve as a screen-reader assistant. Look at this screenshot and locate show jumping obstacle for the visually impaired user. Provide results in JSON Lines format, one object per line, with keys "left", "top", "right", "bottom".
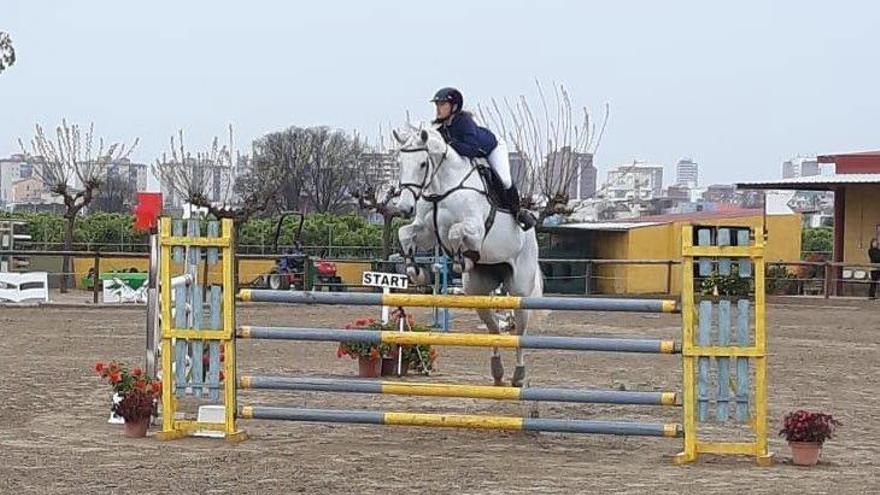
{"left": 152, "top": 217, "right": 772, "bottom": 465}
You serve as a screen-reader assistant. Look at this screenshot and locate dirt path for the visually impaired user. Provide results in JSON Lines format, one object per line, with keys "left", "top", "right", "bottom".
{"left": 0, "top": 300, "right": 877, "bottom": 494}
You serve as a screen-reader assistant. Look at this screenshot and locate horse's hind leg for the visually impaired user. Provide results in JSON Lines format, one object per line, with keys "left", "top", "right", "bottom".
{"left": 477, "top": 308, "right": 505, "bottom": 386}
{"left": 510, "top": 308, "right": 529, "bottom": 387}
{"left": 506, "top": 264, "right": 536, "bottom": 388}
{"left": 464, "top": 269, "right": 505, "bottom": 386}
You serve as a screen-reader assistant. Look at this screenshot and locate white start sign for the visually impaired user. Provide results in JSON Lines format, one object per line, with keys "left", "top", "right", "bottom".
{"left": 362, "top": 271, "right": 409, "bottom": 290}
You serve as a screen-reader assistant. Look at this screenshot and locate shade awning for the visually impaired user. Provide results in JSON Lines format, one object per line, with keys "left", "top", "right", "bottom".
{"left": 736, "top": 174, "right": 880, "bottom": 191}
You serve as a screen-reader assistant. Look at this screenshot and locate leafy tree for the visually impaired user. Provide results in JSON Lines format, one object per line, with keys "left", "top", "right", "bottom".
{"left": 802, "top": 227, "right": 833, "bottom": 255}
{"left": 247, "top": 126, "right": 364, "bottom": 215}
{"left": 92, "top": 170, "right": 137, "bottom": 213}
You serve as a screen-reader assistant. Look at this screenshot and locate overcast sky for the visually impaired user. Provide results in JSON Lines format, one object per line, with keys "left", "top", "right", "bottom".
{"left": 2, "top": 1, "right": 878, "bottom": 188}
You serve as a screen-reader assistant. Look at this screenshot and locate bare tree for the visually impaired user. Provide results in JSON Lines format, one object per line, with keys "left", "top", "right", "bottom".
{"left": 0, "top": 32, "right": 14, "bottom": 75}
{"left": 19, "top": 120, "right": 138, "bottom": 291}
{"left": 481, "top": 81, "right": 608, "bottom": 223}
{"left": 350, "top": 143, "right": 403, "bottom": 259}
{"left": 153, "top": 127, "right": 278, "bottom": 224}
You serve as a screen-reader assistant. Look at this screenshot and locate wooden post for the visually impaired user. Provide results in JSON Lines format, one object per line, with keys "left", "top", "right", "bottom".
{"left": 92, "top": 251, "right": 100, "bottom": 304}
{"left": 584, "top": 261, "right": 593, "bottom": 295}
{"left": 824, "top": 262, "right": 833, "bottom": 299}
{"left": 666, "top": 261, "right": 673, "bottom": 296}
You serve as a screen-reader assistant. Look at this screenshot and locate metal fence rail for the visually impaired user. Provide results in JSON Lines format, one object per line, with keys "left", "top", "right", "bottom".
{"left": 2, "top": 248, "right": 878, "bottom": 299}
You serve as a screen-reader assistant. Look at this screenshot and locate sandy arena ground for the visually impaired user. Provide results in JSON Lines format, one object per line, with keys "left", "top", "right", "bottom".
{"left": 1, "top": 298, "right": 878, "bottom": 494}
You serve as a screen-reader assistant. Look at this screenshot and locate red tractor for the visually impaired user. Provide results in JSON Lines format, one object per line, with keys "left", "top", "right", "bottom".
{"left": 259, "top": 212, "right": 344, "bottom": 291}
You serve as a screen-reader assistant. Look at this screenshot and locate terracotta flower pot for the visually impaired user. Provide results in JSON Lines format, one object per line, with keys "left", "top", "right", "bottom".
{"left": 123, "top": 417, "right": 150, "bottom": 438}
{"left": 381, "top": 356, "right": 409, "bottom": 377}
{"left": 358, "top": 356, "right": 381, "bottom": 378}
{"left": 789, "top": 441, "right": 822, "bottom": 466}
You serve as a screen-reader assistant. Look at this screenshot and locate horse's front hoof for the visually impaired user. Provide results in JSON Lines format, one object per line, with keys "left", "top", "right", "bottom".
{"left": 452, "top": 262, "right": 463, "bottom": 274}
{"left": 511, "top": 366, "right": 526, "bottom": 388}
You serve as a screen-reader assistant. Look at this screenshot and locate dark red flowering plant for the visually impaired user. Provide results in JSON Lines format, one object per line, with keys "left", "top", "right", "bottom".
{"left": 336, "top": 311, "right": 438, "bottom": 374}
{"left": 778, "top": 410, "right": 841, "bottom": 445}
{"left": 94, "top": 361, "right": 162, "bottom": 422}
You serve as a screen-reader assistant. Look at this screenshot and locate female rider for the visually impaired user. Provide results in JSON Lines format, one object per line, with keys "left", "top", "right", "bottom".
{"left": 430, "top": 87, "right": 536, "bottom": 230}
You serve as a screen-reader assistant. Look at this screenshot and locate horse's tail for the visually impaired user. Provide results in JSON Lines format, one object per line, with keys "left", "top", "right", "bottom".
{"left": 529, "top": 263, "right": 551, "bottom": 325}
{"left": 532, "top": 262, "right": 544, "bottom": 298}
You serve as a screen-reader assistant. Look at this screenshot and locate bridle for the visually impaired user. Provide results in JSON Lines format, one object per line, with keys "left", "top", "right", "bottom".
{"left": 396, "top": 143, "right": 449, "bottom": 202}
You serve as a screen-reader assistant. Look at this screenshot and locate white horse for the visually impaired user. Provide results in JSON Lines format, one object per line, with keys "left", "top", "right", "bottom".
{"left": 391, "top": 125, "right": 543, "bottom": 387}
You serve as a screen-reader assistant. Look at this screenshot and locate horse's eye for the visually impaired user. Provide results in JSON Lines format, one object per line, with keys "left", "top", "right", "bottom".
{"left": 420, "top": 161, "right": 427, "bottom": 168}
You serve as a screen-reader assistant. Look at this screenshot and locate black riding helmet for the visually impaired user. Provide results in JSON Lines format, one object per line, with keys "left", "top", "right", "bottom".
{"left": 430, "top": 87, "right": 463, "bottom": 113}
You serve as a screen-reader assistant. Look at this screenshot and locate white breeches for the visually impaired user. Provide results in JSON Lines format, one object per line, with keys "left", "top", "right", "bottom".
{"left": 487, "top": 141, "right": 512, "bottom": 189}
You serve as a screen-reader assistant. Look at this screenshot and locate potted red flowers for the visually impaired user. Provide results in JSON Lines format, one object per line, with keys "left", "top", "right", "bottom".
{"left": 337, "top": 318, "right": 386, "bottom": 377}
{"left": 337, "top": 314, "right": 438, "bottom": 377}
{"left": 778, "top": 410, "right": 841, "bottom": 466}
{"left": 95, "top": 361, "right": 162, "bottom": 437}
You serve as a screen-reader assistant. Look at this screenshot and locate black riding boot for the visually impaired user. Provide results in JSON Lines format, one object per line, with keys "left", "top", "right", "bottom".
{"left": 505, "top": 184, "right": 537, "bottom": 231}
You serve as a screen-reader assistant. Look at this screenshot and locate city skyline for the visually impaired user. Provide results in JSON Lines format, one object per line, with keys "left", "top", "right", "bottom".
{"left": 3, "top": 1, "right": 879, "bottom": 189}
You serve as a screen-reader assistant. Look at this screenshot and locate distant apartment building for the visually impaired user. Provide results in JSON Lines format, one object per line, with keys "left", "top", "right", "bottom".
{"left": 2, "top": 153, "right": 147, "bottom": 207}
{"left": 508, "top": 148, "right": 596, "bottom": 200}
{"left": 11, "top": 177, "right": 45, "bottom": 203}
{"left": 359, "top": 151, "right": 398, "bottom": 187}
{"left": 158, "top": 158, "right": 235, "bottom": 210}
{"left": 105, "top": 158, "right": 148, "bottom": 191}
{"left": 605, "top": 162, "right": 664, "bottom": 201}
{"left": 675, "top": 157, "right": 699, "bottom": 187}
{"left": 234, "top": 153, "right": 251, "bottom": 178}
{"left": 546, "top": 147, "right": 596, "bottom": 200}
{"left": 509, "top": 151, "right": 525, "bottom": 185}
{"left": 0, "top": 154, "right": 36, "bottom": 206}
{"left": 702, "top": 184, "right": 739, "bottom": 204}
{"left": 665, "top": 184, "right": 692, "bottom": 201}
{"left": 782, "top": 156, "right": 820, "bottom": 179}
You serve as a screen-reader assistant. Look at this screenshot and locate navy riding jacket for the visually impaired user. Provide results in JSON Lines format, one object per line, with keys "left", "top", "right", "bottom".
{"left": 435, "top": 112, "right": 498, "bottom": 158}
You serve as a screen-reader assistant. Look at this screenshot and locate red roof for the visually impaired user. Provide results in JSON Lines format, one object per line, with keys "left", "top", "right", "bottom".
{"left": 817, "top": 150, "right": 880, "bottom": 174}
{"left": 634, "top": 208, "right": 763, "bottom": 224}
{"left": 817, "top": 150, "right": 880, "bottom": 162}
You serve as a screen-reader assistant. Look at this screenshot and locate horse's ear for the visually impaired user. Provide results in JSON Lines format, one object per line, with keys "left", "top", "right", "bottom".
{"left": 392, "top": 129, "right": 406, "bottom": 145}
{"left": 420, "top": 129, "right": 428, "bottom": 143}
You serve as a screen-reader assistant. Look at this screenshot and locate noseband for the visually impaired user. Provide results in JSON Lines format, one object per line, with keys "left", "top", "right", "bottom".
{"left": 396, "top": 144, "right": 449, "bottom": 201}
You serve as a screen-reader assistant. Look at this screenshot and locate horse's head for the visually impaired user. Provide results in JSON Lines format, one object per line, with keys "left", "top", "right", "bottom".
{"left": 391, "top": 125, "right": 447, "bottom": 217}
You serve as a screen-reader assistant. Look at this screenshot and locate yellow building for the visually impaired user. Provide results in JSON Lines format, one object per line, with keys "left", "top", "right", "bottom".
{"left": 739, "top": 150, "right": 880, "bottom": 296}
{"left": 542, "top": 209, "right": 802, "bottom": 295}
